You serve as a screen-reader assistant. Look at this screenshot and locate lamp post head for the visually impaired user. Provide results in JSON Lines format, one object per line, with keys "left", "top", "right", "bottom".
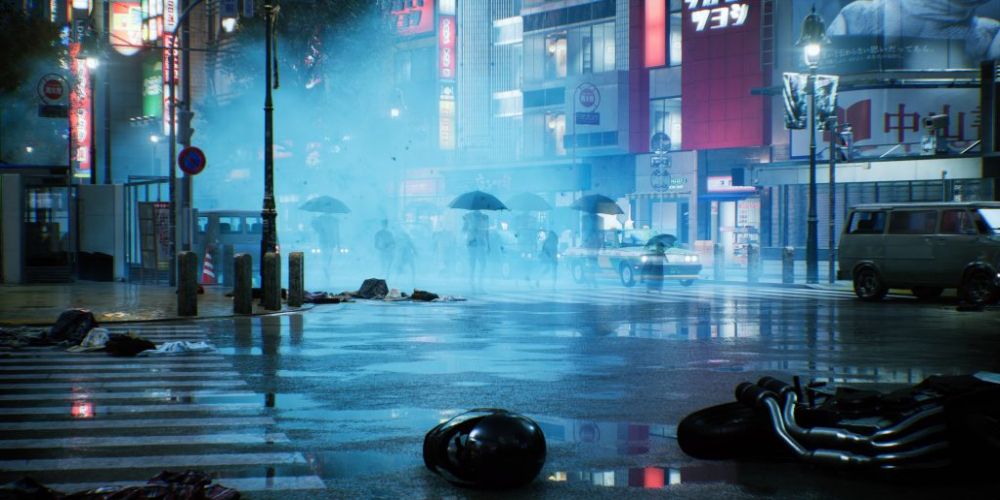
{"left": 796, "top": 7, "right": 829, "bottom": 68}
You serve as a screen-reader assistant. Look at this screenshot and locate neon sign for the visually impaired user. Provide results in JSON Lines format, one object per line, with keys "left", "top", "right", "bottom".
{"left": 685, "top": 0, "right": 750, "bottom": 32}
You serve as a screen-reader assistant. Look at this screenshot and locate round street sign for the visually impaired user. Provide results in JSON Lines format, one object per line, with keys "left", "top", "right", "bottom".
{"left": 178, "top": 146, "right": 207, "bottom": 175}
{"left": 37, "top": 74, "right": 67, "bottom": 104}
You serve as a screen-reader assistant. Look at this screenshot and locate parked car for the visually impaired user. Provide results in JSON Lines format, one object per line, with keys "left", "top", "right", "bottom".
{"left": 563, "top": 230, "right": 702, "bottom": 287}
{"left": 837, "top": 202, "right": 1000, "bottom": 304}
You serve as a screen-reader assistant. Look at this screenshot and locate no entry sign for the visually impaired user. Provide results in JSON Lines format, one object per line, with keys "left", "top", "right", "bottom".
{"left": 37, "top": 74, "right": 67, "bottom": 104}
{"left": 178, "top": 146, "right": 207, "bottom": 175}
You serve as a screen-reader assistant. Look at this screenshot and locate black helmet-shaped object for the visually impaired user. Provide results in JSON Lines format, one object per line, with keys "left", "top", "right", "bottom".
{"left": 423, "top": 408, "right": 547, "bottom": 489}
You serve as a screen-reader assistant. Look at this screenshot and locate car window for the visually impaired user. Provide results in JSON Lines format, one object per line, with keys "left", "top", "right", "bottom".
{"left": 940, "top": 209, "right": 977, "bottom": 235}
{"left": 196, "top": 216, "right": 208, "bottom": 235}
{"left": 847, "top": 211, "right": 886, "bottom": 234}
{"left": 888, "top": 210, "right": 938, "bottom": 235}
{"left": 246, "top": 216, "right": 263, "bottom": 234}
{"left": 218, "top": 216, "right": 242, "bottom": 234}
{"left": 976, "top": 208, "right": 1000, "bottom": 235}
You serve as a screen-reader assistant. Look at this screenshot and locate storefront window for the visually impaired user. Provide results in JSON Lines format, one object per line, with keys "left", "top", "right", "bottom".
{"left": 650, "top": 97, "right": 682, "bottom": 150}
{"left": 568, "top": 21, "right": 615, "bottom": 76}
{"left": 546, "top": 113, "right": 566, "bottom": 156}
{"left": 669, "top": 0, "right": 682, "bottom": 66}
{"left": 545, "top": 32, "right": 567, "bottom": 79}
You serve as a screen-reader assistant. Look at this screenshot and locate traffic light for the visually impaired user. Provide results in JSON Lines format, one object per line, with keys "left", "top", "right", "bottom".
{"left": 177, "top": 108, "right": 195, "bottom": 145}
{"left": 835, "top": 124, "right": 853, "bottom": 162}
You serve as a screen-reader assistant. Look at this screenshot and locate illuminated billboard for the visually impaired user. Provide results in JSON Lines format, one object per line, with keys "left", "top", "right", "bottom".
{"left": 69, "top": 42, "right": 92, "bottom": 176}
{"left": 793, "top": 1, "right": 1000, "bottom": 72}
{"left": 681, "top": 0, "right": 766, "bottom": 150}
{"left": 111, "top": 1, "right": 142, "bottom": 56}
{"left": 392, "top": 0, "right": 435, "bottom": 36}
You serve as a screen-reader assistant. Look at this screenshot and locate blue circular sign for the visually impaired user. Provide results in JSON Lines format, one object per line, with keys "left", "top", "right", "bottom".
{"left": 178, "top": 146, "right": 207, "bottom": 175}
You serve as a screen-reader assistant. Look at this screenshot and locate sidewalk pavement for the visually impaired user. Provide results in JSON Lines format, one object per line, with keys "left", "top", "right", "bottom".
{"left": 0, "top": 282, "right": 309, "bottom": 326}
{"left": 710, "top": 259, "right": 855, "bottom": 292}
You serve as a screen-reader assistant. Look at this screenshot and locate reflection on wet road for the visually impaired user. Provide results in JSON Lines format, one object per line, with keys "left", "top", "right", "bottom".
{"left": 205, "top": 284, "right": 999, "bottom": 497}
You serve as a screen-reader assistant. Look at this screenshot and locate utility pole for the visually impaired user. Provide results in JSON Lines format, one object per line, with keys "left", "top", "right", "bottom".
{"left": 260, "top": 3, "right": 280, "bottom": 284}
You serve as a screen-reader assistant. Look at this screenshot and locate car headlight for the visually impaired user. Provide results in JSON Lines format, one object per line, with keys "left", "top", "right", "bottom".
{"left": 641, "top": 255, "right": 648, "bottom": 263}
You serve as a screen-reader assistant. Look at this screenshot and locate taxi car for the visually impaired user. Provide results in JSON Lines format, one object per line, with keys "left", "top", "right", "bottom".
{"left": 563, "top": 229, "right": 702, "bottom": 287}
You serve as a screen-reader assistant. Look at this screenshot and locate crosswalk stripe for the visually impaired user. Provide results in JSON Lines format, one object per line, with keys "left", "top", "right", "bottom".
{"left": 0, "top": 380, "right": 246, "bottom": 390}
{"left": 0, "top": 390, "right": 258, "bottom": 402}
{"left": 0, "top": 416, "right": 274, "bottom": 431}
{"left": 0, "top": 403, "right": 263, "bottom": 416}
{"left": 0, "top": 432, "right": 289, "bottom": 450}
{"left": 46, "top": 475, "right": 327, "bottom": 493}
{"left": 0, "top": 451, "right": 309, "bottom": 472}
{"left": 0, "top": 362, "right": 226, "bottom": 371}
{"left": 0, "top": 371, "right": 241, "bottom": 381}
{"left": 0, "top": 354, "right": 226, "bottom": 362}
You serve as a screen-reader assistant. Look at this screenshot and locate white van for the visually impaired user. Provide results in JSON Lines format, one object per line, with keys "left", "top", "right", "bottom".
{"left": 837, "top": 202, "right": 1000, "bottom": 304}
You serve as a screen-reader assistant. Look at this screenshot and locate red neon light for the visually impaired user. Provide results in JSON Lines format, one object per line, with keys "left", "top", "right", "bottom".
{"left": 644, "top": 467, "right": 665, "bottom": 488}
{"left": 392, "top": 0, "right": 435, "bottom": 36}
{"left": 644, "top": 0, "right": 666, "bottom": 68}
{"left": 69, "top": 42, "right": 91, "bottom": 174}
{"left": 71, "top": 401, "right": 94, "bottom": 419}
{"left": 438, "top": 15, "right": 456, "bottom": 80}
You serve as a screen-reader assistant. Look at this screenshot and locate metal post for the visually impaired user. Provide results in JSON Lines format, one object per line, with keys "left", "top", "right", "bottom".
{"left": 168, "top": 32, "right": 177, "bottom": 286}
{"left": 233, "top": 253, "right": 253, "bottom": 315}
{"left": 828, "top": 119, "right": 837, "bottom": 284}
{"left": 260, "top": 3, "right": 279, "bottom": 285}
{"left": 806, "top": 66, "right": 818, "bottom": 284}
{"left": 103, "top": 0, "right": 111, "bottom": 185}
{"left": 782, "top": 246, "right": 795, "bottom": 284}
{"left": 262, "top": 251, "right": 281, "bottom": 311}
{"left": 89, "top": 70, "right": 97, "bottom": 185}
{"left": 177, "top": 251, "right": 198, "bottom": 316}
{"left": 288, "top": 251, "right": 304, "bottom": 307}
{"left": 181, "top": 0, "right": 192, "bottom": 252}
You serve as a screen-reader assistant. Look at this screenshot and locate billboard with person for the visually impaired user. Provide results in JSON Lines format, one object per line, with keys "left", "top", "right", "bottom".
{"left": 793, "top": 0, "right": 1000, "bottom": 72}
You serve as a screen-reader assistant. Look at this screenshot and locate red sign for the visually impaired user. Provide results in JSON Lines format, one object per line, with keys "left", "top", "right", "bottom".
{"left": 69, "top": 42, "right": 92, "bottom": 175}
{"left": 38, "top": 75, "right": 66, "bottom": 103}
{"left": 438, "top": 15, "right": 455, "bottom": 80}
{"left": 178, "top": 146, "right": 207, "bottom": 175}
{"left": 392, "top": 0, "right": 435, "bottom": 36}
{"left": 681, "top": 0, "right": 766, "bottom": 150}
{"left": 644, "top": 0, "right": 666, "bottom": 68}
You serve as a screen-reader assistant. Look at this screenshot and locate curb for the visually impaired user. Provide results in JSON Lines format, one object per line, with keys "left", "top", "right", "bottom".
{"left": 2, "top": 303, "right": 316, "bottom": 328}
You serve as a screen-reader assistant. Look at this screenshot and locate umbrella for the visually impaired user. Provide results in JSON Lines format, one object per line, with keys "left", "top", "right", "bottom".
{"left": 300, "top": 196, "right": 351, "bottom": 214}
{"left": 647, "top": 234, "right": 678, "bottom": 248}
{"left": 504, "top": 192, "right": 552, "bottom": 212}
{"left": 449, "top": 190, "right": 508, "bottom": 211}
{"left": 570, "top": 194, "right": 623, "bottom": 215}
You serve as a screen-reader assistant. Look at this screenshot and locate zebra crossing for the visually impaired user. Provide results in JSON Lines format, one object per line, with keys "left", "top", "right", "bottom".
{"left": 0, "top": 323, "right": 326, "bottom": 494}
{"left": 466, "top": 283, "right": 857, "bottom": 306}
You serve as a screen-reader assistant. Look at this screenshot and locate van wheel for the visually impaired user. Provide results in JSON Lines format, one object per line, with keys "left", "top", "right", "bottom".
{"left": 959, "top": 269, "right": 1000, "bottom": 306}
{"left": 854, "top": 267, "right": 888, "bottom": 301}
{"left": 911, "top": 286, "right": 943, "bottom": 299}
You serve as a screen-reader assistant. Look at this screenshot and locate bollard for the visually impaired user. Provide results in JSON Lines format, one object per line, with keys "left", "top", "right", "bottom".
{"left": 234, "top": 253, "right": 253, "bottom": 315}
{"left": 713, "top": 243, "right": 725, "bottom": 281}
{"left": 262, "top": 251, "right": 281, "bottom": 311}
{"left": 747, "top": 244, "right": 760, "bottom": 284}
{"left": 222, "top": 244, "right": 235, "bottom": 287}
{"left": 177, "top": 251, "right": 198, "bottom": 317}
{"left": 288, "top": 252, "right": 304, "bottom": 308}
{"left": 782, "top": 246, "right": 795, "bottom": 284}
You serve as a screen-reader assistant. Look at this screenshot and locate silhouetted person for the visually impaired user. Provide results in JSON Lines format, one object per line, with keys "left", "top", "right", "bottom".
{"left": 396, "top": 229, "right": 417, "bottom": 290}
{"left": 463, "top": 210, "right": 490, "bottom": 291}
{"left": 536, "top": 230, "right": 559, "bottom": 288}
{"left": 373, "top": 219, "right": 395, "bottom": 279}
{"left": 312, "top": 214, "right": 340, "bottom": 285}
{"left": 643, "top": 242, "right": 666, "bottom": 293}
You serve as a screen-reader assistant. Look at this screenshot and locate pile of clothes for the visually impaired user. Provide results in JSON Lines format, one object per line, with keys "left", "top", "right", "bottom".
{"left": 304, "top": 279, "right": 465, "bottom": 304}
{"left": 0, "top": 469, "right": 240, "bottom": 499}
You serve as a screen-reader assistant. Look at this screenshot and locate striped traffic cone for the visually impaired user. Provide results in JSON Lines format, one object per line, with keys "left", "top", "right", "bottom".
{"left": 201, "top": 250, "right": 216, "bottom": 285}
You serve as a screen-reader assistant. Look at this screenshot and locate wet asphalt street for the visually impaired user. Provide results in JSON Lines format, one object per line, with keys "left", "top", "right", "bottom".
{"left": 2, "top": 280, "right": 1000, "bottom": 499}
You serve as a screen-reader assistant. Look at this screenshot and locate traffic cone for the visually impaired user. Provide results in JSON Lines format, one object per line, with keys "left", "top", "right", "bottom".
{"left": 201, "top": 251, "right": 216, "bottom": 285}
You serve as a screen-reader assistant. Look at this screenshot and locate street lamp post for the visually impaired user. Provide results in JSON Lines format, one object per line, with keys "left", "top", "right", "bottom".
{"left": 797, "top": 7, "right": 828, "bottom": 284}
{"left": 260, "top": 3, "right": 280, "bottom": 281}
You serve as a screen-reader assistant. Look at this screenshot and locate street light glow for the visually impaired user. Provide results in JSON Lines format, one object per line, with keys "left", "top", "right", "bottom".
{"left": 804, "top": 43, "right": 821, "bottom": 67}
{"left": 150, "top": 134, "right": 160, "bottom": 143}
{"left": 86, "top": 56, "right": 100, "bottom": 69}
{"left": 222, "top": 17, "right": 237, "bottom": 33}
{"left": 390, "top": 107, "right": 400, "bottom": 118}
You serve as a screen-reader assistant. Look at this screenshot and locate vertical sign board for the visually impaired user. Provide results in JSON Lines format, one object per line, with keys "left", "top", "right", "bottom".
{"left": 680, "top": 0, "right": 765, "bottom": 150}
{"left": 162, "top": 0, "right": 178, "bottom": 135}
{"left": 69, "top": 39, "right": 92, "bottom": 176}
{"left": 644, "top": 0, "right": 667, "bottom": 68}
{"left": 438, "top": 14, "right": 457, "bottom": 150}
